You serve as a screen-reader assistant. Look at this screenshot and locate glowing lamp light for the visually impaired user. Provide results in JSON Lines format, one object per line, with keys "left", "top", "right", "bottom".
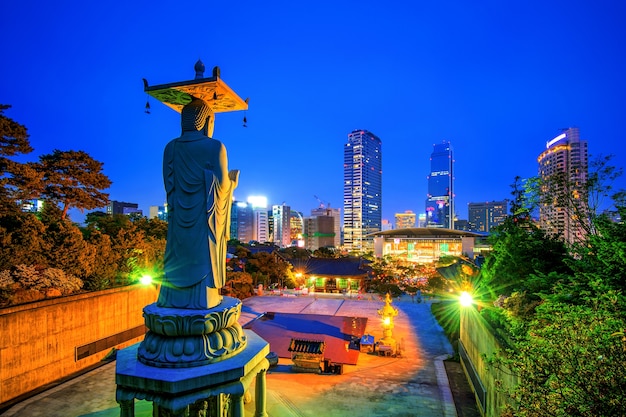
{"left": 459, "top": 291, "right": 473, "bottom": 307}
{"left": 140, "top": 275, "right": 153, "bottom": 286}
{"left": 383, "top": 317, "right": 391, "bottom": 327}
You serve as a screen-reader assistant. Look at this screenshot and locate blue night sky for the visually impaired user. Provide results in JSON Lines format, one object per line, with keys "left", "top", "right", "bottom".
{"left": 2, "top": 1, "right": 625, "bottom": 224}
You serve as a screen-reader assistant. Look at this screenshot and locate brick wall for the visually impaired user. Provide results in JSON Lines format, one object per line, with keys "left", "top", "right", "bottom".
{"left": 0, "top": 284, "right": 158, "bottom": 405}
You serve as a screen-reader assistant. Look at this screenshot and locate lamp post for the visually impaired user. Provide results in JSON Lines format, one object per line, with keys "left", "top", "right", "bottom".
{"left": 377, "top": 293, "right": 399, "bottom": 355}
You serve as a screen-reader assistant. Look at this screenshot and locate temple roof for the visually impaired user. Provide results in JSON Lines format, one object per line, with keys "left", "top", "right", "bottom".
{"left": 289, "top": 257, "right": 371, "bottom": 277}
{"left": 288, "top": 339, "right": 326, "bottom": 355}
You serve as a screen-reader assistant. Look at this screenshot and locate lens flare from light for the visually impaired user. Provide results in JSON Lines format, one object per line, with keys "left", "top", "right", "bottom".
{"left": 140, "top": 275, "right": 153, "bottom": 285}
{"left": 459, "top": 291, "right": 473, "bottom": 307}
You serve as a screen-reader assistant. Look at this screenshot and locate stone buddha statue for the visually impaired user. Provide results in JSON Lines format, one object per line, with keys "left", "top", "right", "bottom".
{"left": 157, "top": 97, "right": 239, "bottom": 310}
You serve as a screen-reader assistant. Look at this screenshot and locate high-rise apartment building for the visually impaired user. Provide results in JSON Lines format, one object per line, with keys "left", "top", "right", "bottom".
{"left": 343, "top": 129, "right": 382, "bottom": 251}
{"left": 395, "top": 210, "right": 416, "bottom": 229}
{"left": 468, "top": 201, "right": 508, "bottom": 233}
{"left": 425, "top": 141, "right": 454, "bottom": 229}
{"left": 537, "top": 127, "right": 588, "bottom": 244}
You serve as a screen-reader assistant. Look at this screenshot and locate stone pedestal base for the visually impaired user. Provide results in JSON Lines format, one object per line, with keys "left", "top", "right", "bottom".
{"left": 138, "top": 297, "right": 247, "bottom": 368}
{"left": 116, "top": 330, "right": 269, "bottom": 417}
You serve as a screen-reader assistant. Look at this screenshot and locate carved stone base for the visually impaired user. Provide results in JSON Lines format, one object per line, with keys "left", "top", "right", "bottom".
{"left": 137, "top": 296, "right": 247, "bottom": 368}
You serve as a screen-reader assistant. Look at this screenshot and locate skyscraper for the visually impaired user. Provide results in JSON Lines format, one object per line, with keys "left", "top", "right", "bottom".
{"left": 343, "top": 129, "right": 382, "bottom": 251}
{"left": 272, "top": 203, "right": 291, "bottom": 247}
{"left": 537, "top": 127, "right": 588, "bottom": 244}
{"left": 425, "top": 141, "right": 454, "bottom": 229}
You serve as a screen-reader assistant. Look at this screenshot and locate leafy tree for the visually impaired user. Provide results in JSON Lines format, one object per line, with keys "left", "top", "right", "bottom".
{"left": 312, "top": 246, "right": 338, "bottom": 258}
{"left": 481, "top": 177, "right": 572, "bottom": 302}
{"left": 132, "top": 215, "right": 168, "bottom": 241}
{"left": 0, "top": 105, "right": 37, "bottom": 206}
{"left": 0, "top": 211, "right": 49, "bottom": 270}
{"left": 279, "top": 246, "right": 310, "bottom": 260}
{"left": 223, "top": 271, "right": 255, "bottom": 299}
{"left": 38, "top": 149, "right": 111, "bottom": 219}
{"left": 83, "top": 230, "right": 118, "bottom": 290}
{"left": 500, "top": 293, "right": 626, "bottom": 417}
{"left": 43, "top": 219, "right": 96, "bottom": 278}
{"left": 246, "top": 251, "right": 292, "bottom": 287}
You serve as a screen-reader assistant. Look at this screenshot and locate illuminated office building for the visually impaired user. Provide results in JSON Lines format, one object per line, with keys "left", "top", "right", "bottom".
{"left": 311, "top": 207, "right": 341, "bottom": 248}
{"left": 395, "top": 210, "right": 416, "bottom": 229}
{"left": 468, "top": 201, "right": 508, "bottom": 233}
{"left": 425, "top": 141, "right": 454, "bottom": 229}
{"left": 343, "top": 129, "right": 382, "bottom": 251}
{"left": 537, "top": 127, "right": 588, "bottom": 244}
{"left": 272, "top": 203, "right": 292, "bottom": 247}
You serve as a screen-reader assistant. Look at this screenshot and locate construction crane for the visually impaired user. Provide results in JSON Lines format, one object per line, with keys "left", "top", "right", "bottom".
{"left": 313, "top": 195, "right": 330, "bottom": 209}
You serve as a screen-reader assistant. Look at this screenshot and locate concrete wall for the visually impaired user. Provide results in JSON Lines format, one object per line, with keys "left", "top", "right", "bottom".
{"left": 0, "top": 284, "right": 158, "bottom": 405}
{"left": 460, "top": 307, "right": 518, "bottom": 417}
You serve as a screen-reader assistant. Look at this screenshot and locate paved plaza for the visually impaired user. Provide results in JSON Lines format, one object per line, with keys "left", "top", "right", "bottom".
{"left": 1, "top": 294, "right": 462, "bottom": 417}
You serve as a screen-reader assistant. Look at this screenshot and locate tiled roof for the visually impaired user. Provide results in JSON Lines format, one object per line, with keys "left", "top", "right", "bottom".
{"left": 288, "top": 257, "right": 371, "bottom": 277}
{"left": 288, "top": 339, "right": 326, "bottom": 354}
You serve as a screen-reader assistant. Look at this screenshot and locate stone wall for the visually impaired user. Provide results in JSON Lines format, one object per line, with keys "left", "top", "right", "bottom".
{"left": 459, "top": 307, "right": 518, "bottom": 417}
{"left": 0, "top": 284, "right": 158, "bottom": 405}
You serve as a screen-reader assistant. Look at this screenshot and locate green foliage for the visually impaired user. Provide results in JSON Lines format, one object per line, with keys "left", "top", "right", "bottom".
{"left": 246, "top": 251, "right": 293, "bottom": 287}
{"left": 478, "top": 168, "right": 626, "bottom": 416}
{"left": 501, "top": 295, "right": 626, "bottom": 417}
{"left": 312, "top": 246, "right": 338, "bottom": 258}
{"left": 481, "top": 218, "right": 571, "bottom": 299}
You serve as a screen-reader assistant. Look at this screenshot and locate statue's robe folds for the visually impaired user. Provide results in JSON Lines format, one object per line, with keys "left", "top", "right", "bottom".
{"left": 158, "top": 134, "right": 235, "bottom": 309}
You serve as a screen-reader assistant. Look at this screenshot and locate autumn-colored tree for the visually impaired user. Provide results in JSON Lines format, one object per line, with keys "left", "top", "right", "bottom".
{"left": 0, "top": 105, "right": 39, "bottom": 208}
{"left": 83, "top": 229, "right": 119, "bottom": 290}
{"left": 38, "top": 149, "right": 111, "bottom": 219}
{"left": 246, "top": 251, "right": 292, "bottom": 287}
{"left": 0, "top": 211, "right": 50, "bottom": 270}
{"left": 223, "top": 271, "right": 255, "bottom": 299}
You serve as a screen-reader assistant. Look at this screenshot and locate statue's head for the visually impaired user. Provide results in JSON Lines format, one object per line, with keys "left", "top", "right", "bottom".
{"left": 181, "top": 98, "right": 214, "bottom": 136}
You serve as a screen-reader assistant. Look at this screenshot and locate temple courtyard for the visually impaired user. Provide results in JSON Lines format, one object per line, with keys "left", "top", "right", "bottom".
{"left": 0, "top": 294, "right": 479, "bottom": 417}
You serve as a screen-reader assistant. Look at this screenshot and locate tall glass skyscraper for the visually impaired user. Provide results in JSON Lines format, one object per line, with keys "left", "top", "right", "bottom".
{"left": 343, "top": 129, "right": 382, "bottom": 251}
{"left": 425, "top": 141, "right": 454, "bottom": 229}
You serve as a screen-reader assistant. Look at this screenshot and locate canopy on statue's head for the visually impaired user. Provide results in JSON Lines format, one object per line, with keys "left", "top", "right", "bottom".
{"left": 145, "top": 73, "right": 248, "bottom": 114}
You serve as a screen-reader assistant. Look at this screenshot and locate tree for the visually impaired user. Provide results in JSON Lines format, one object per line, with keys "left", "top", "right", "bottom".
{"left": 501, "top": 294, "right": 626, "bottom": 417}
{"left": 246, "top": 251, "right": 292, "bottom": 287}
{"left": 0, "top": 105, "right": 38, "bottom": 206}
{"left": 38, "top": 149, "right": 111, "bottom": 219}
{"left": 0, "top": 211, "right": 49, "bottom": 270}
{"left": 481, "top": 176, "right": 572, "bottom": 300}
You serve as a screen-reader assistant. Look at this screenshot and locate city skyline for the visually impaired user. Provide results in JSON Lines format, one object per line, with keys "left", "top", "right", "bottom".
{"left": 2, "top": 2, "right": 626, "bottom": 224}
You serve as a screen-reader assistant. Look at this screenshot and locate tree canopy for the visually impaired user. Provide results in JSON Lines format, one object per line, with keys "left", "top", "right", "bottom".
{"left": 479, "top": 163, "right": 626, "bottom": 416}
{"left": 39, "top": 149, "right": 112, "bottom": 219}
